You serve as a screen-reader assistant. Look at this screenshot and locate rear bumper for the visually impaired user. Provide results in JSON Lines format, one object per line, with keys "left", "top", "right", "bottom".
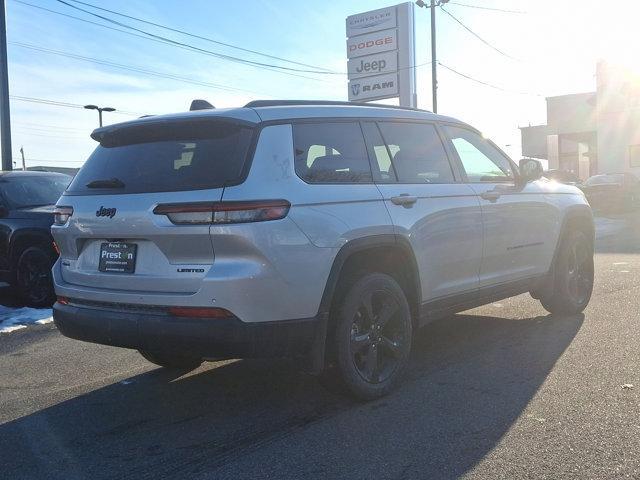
{"left": 53, "top": 302, "right": 324, "bottom": 360}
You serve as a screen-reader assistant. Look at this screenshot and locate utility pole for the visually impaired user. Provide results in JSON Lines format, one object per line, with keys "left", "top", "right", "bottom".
{"left": 19, "top": 145, "right": 25, "bottom": 170}
{"left": 416, "top": 0, "right": 448, "bottom": 113}
{"left": 84, "top": 104, "right": 115, "bottom": 127}
{"left": 430, "top": 0, "right": 437, "bottom": 113}
{"left": 0, "top": 0, "right": 12, "bottom": 171}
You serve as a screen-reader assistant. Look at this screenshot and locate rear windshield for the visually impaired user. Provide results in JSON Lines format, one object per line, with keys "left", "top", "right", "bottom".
{"left": 67, "top": 120, "right": 254, "bottom": 195}
{"left": 2, "top": 175, "right": 70, "bottom": 208}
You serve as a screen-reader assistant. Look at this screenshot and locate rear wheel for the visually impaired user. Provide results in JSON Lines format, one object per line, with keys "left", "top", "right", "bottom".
{"left": 15, "top": 246, "right": 56, "bottom": 307}
{"left": 326, "top": 273, "right": 412, "bottom": 400}
{"left": 540, "top": 229, "right": 594, "bottom": 315}
{"left": 138, "top": 350, "right": 203, "bottom": 370}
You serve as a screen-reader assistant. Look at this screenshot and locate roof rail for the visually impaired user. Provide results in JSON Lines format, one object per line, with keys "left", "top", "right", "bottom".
{"left": 244, "top": 100, "right": 430, "bottom": 112}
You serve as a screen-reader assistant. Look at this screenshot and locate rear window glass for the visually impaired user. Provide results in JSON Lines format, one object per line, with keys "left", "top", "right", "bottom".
{"left": 67, "top": 121, "right": 254, "bottom": 194}
{"left": 585, "top": 174, "right": 624, "bottom": 185}
{"left": 293, "top": 122, "right": 372, "bottom": 184}
{"left": 2, "top": 175, "right": 70, "bottom": 208}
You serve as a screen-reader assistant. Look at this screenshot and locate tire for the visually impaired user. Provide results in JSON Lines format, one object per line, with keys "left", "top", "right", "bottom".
{"left": 325, "top": 273, "right": 413, "bottom": 400}
{"left": 540, "top": 229, "right": 594, "bottom": 315}
{"left": 15, "top": 246, "right": 56, "bottom": 307}
{"left": 138, "top": 350, "right": 203, "bottom": 370}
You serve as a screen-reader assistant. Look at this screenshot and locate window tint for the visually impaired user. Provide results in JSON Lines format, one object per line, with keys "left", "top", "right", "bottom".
{"left": 444, "top": 126, "right": 514, "bottom": 183}
{"left": 293, "top": 122, "right": 372, "bottom": 183}
{"left": 377, "top": 122, "right": 454, "bottom": 184}
{"left": 68, "top": 121, "right": 254, "bottom": 195}
{"left": 2, "top": 175, "right": 70, "bottom": 208}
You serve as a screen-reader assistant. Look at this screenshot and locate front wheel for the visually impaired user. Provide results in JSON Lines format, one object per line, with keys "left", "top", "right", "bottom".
{"left": 540, "top": 229, "right": 594, "bottom": 315}
{"left": 138, "top": 350, "right": 203, "bottom": 370}
{"left": 328, "top": 273, "right": 413, "bottom": 400}
{"left": 15, "top": 246, "right": 56, "bottom": 307}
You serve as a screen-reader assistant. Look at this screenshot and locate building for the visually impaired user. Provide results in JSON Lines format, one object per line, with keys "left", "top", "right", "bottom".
{"left": 520, "top": 62, "right": 640, "bottom": 179}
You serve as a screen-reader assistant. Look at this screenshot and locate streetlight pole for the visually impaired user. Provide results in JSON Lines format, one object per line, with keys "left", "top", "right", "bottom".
{"left": 84, "top": 104, "right": 115, "bottom": 127}
{"left": 416, "top": 0, "right": 448, "bottom": 114}
{"left": 0, "top": 0, "right": 12, "bottom": 171}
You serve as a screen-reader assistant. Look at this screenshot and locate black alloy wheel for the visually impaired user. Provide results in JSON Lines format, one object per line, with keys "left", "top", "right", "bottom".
{"left": 330, "top": 273, "right": 412, "bottom": 400}
{"left": 16, "top": 247, "right": 55, "bottom": 307}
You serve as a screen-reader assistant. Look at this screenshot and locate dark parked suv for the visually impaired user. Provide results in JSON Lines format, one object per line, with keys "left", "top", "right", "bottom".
{"left": 0, "top": 171, "right": 70, "bottom": 306}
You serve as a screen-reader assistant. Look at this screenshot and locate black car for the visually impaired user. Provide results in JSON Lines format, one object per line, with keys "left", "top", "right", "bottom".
{"left": 581, "top": 172, "right": 640, "bottom": 213}
{"left": 0, "top": 171, "right": 70, "bottom": 306}
{"left": 544, "top": 169, "right": 583, "bottom": 186}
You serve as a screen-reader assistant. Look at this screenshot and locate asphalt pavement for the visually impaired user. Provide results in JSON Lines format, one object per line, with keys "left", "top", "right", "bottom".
{"left": 1, "top": 214, "right": 639, "bottom": 479}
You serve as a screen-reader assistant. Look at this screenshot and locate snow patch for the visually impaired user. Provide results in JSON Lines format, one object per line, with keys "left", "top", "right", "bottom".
{"left": 0, "top": 306, "right": 53, "bottom": 333}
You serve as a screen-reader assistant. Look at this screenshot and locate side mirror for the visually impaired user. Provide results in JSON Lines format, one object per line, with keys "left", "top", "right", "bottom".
{"left": 519, "top": 158, "right": 543, "bottom": 184}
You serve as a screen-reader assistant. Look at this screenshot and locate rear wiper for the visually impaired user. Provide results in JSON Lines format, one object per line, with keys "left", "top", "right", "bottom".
{"left": 86, "top": 178, "right": 125, "bottom": 189}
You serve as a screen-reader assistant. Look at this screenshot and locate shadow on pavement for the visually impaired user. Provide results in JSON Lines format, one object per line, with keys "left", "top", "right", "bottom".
{"left": 0, "top": 311, "right": 583, "bottom": 479}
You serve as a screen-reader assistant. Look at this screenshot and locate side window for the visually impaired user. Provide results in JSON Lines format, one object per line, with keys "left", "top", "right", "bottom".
{"left": 293, "top": 122, "right": 372, "bottom": 184}
{"left": 444, "top": 126, "right": 514, "bottom": 183}
{"left": 377, "top": 122, "right": 455, "bottom": 184}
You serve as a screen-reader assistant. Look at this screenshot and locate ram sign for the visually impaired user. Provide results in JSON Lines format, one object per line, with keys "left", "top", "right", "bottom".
{"left": 349, "top": 73, "right": 398, "bottom": 101}
{"left": 345, "top": 3, "right": 416, "bottom": 106}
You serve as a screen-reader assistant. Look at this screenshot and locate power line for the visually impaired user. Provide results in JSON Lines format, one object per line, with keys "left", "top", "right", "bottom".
{"left": 448, "top": 2, "right": 526, "bottom": 14}
{"left": 437, "top": 61, "right": 542, "bottom": 96}
{"left": 54, "top": 0, "right": 344, "bottom": 77}
{"left": 12, "top": 121, "right": 86, "bottom": 131}
{"left": 439, "top": 6, "right": 518, "bottom": 60}
{"left": 13, "top": 1, "right": 334, "bottom": 83}
{"left": 13, "top": 156, "right": 84, "bottom": 164}
{"left": 64, "top": 0, "right": 338, "bottom": 73}
{"left": 9, "top": 41, "right": 272, "bottom": 97}
{"left": 13, "top": 131, "right": 87, "bottom": 139}
{"left": 9, "top": 95, "right": 144, "bottom": 116}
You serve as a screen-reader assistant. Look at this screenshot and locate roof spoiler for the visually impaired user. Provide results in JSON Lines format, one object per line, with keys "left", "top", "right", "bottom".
{"left": 190, "top": 99, "right": 215, "bottom": 111}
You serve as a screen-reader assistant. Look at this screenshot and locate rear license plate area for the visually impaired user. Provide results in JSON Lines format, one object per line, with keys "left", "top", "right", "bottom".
{"left": 99, "top": 242, "right": 137, "bottom": 273}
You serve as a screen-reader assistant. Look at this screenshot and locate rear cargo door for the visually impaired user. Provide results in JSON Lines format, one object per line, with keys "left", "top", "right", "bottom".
{"left": 53, "top": 118, "right": 255, "bottom": 294}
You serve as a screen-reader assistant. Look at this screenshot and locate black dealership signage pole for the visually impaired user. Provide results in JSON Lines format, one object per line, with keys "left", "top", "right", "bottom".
{"left": 0, "top": 0, "right": 12, "bottom": 171}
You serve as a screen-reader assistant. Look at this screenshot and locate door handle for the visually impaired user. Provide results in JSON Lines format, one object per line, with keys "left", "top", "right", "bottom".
{"left": 480, "top": 191, "right": 501, "bottom": 202}
{"left": 390, "top": 194, "right": 418, "bottom": 207}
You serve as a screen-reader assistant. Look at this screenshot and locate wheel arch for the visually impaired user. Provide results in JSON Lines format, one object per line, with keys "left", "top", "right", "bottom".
{"left": 553, "top": 205, "right": 595, "bottom": 264}
{"left": 317, "top": 234, "right": 421, "bottom": 320}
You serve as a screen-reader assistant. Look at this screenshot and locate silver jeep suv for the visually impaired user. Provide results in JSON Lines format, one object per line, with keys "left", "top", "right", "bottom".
{"left": 52, "top": 100, "right": 594, "bottom": 399}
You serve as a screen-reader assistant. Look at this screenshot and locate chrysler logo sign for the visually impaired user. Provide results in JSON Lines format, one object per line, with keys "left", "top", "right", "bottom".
{"left": 346, "top": 6, "right": 397, "bottom": 37}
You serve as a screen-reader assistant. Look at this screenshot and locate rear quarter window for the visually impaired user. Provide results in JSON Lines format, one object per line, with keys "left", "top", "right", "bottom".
{"left": 67, "top": 120, "right": 255, "bottom": 195}
{"left": 293, "top": 122, "right": 372, "bottom": 184}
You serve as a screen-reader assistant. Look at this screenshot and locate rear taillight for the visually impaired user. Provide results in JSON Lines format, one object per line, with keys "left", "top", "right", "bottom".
{"left": 153, "top": 200, "right": 290, "bottom": 225}
{"left": 53, "top": 206, "right": 73, "bottom": 226}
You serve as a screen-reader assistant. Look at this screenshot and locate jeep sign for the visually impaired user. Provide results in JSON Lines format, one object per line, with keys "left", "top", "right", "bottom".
{"left": 346, "top": 3, "right": 416, "bottom": 107}
{"left": 348, "top": 73, "right": 398, "bottom": 101}
{"left": 347, "top": 51, "right": 398, "bottom": 79}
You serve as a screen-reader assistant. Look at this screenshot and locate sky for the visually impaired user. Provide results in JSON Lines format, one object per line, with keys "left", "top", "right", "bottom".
{"left": 5, "top": 0, "right": 640, "bottom": 168}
